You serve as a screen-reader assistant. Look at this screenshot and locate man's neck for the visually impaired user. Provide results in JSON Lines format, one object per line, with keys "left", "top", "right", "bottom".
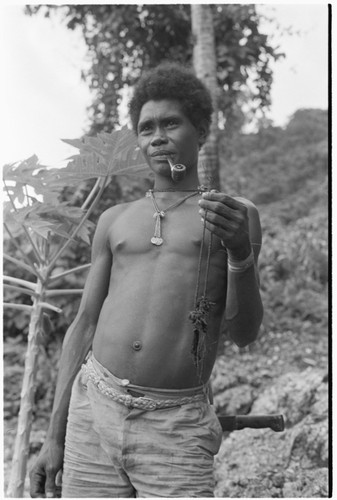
{"left": 153, "top": 171, "right": 201, "bottom": 192}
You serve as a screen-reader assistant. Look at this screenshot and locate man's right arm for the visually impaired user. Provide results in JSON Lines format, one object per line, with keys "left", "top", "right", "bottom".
{"left": 30, "top": 209, "right": 114, "bottom": 497}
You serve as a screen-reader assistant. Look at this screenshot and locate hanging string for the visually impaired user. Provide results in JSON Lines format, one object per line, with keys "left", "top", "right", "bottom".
{"left": 189, "top": 210, "right": 215, "bottom": 379}
{"left": 146, "top": 187, "right": 215, "bottom": 380}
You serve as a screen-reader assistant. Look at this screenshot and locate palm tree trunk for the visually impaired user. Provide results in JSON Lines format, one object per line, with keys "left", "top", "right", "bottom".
{"left": 191, "top": 4, "right": 220, "bottom": 190}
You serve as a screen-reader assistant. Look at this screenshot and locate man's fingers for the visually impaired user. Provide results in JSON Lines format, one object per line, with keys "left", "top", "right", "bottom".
{"left": 55, "top": 470, "right": 63, "bottom": 487}
{"left": 203, "top": 191, "right": 242, "bottom": 205}
{"left": 54, "top": 470, "right": 62, "bottom": 497}
{"left": 45, "top": 468, "right": 58, "bottom": 498}
{"left": 199, "top": 204, "right": 245, "bottom": 231}
{"left": 29, "top": 469, "right": 47, "bottom": 498}
{"left": 203, "top": 219, "right": 232, "bottom": 240}
{"left": 199, "top": 198, "right": 245, "bottom": 218}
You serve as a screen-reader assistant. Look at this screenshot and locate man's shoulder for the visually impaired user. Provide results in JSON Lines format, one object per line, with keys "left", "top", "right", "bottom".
{"left": 98, "top": 198, "right": 146, "bottom": 224}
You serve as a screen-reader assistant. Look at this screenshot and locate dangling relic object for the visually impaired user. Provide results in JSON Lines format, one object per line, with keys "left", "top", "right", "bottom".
{"left": 146, "top": 189, "right": 201, "bottom": 246}
{"left": 188, "top": 215, "right": 215, "bottom": 377}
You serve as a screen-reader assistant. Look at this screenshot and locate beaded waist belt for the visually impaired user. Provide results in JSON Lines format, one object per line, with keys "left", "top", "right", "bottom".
{"left": 81, "top": 359, "right": 206, "bottom": 411}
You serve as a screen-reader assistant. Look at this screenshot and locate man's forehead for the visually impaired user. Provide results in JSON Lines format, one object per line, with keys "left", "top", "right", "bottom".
{"left": 139, "top": 99, "right": 184, "bottom": 121}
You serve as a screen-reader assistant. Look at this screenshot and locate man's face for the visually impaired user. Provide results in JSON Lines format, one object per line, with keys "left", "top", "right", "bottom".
{"left": 137, "top": 99, "right": 204, "bottom": 177}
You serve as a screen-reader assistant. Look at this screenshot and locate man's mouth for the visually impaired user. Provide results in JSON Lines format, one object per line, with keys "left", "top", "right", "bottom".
{"left": 150, "top": 151, "right": 174, "bottom": 158}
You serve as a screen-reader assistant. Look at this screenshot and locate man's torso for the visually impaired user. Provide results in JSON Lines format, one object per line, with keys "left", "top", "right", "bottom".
{"left": 92, "top": 193, "right": 228, "bottom": 388}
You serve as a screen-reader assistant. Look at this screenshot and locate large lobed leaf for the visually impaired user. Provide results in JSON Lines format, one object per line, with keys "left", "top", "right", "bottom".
{"left": 3, "top": 156, "right": 60, "bottom": 204}
{"left": 61, "top": 126, "right": 150, "bottom": 181}
{"left": 4, "top": 199, "right": 95, "bottom": 244}
{"left": 2, "top": 127, "right": 149, "bottom": 244}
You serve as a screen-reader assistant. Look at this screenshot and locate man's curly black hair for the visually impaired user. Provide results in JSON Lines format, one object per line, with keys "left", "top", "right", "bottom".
{"left": 129, "top": 62, "right": 213, "bottom": 134}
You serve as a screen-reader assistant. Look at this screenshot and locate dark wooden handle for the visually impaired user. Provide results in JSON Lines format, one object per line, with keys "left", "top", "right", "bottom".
{"left": 218, "top": 414, "right": 285, "bottom": 432}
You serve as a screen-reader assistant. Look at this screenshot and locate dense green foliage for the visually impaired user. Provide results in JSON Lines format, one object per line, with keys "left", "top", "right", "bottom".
{"left": 220, "top": 109, "right": 328, "bottom": 205}
{"left": 25, "top": 4, "right": 283, "bottom": 135}
{"left": 218, "top": 108, "right": 328, "bottom": 343}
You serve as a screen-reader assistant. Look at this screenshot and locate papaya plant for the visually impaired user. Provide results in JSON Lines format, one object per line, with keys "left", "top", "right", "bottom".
{"left": 3, "top": 126, "right": 149, "bottom": 497}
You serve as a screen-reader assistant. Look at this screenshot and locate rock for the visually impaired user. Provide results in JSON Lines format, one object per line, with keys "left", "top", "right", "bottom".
{"left": 214, "top": 384, "right": 254, "bottom": 414}
{"left": 251, "top": 368, "right": 327, "bottom": 426}
{"left": 272, "top": 472, "right": 285, "bottom": 488}
{"left": 282, "top": 468, "right": 329, "bottom": 497}
{"left": 211, "top": 357, "right": 245, "bottom": 393}
{"left": 214, "top": 427, "right": 288, "bottom": 497}
{"left": 214, "top": 368, "right": 329, "bottom": 497}
{"left": 286, "top": 414, "right": 329, "bottom": 467}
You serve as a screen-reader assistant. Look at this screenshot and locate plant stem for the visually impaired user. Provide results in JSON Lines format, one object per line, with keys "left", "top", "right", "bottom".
{"left": 3, "top": 275, "right": 37, "bottom": 291}
{"left": 3, "top": 253, "right": 38, "bottom": 276}
{"left": 6, "top": 281, "right": 43, "bottom": 497}
{"left": 49, "top": 263, "right": 91, "bottom": 282}
{"left": 48, "top": 177, "right": 107, "bottom": 271}
{"left": 3, "top": 224, "right": 41, "bottom": 278}
{"left": 4, "top": 182, "right": 44, "bottom": 266}
{"left": 24, "top": 184, "right": 31, "bottom": 206}
{"left": 46, "top": 289, "right": 84, "bottom": 296}
{"left": 3, "top": 303, "right": 33, "bottom": 312}
{"left": 81, "top": 177, "right": 101, "bottom": 210}
{"left": 40, "top": 302, "right": 63, "bottom": 313}
{"left": 4, "top": 284, "right": 37, "bottom": 297}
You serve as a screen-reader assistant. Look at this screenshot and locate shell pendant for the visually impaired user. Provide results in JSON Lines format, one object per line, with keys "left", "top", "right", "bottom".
{"left": 151, "top": 236, "right": 164, "bottom": 246}
{"left": 151, "top": 211, "right": 165, "bottom": 246}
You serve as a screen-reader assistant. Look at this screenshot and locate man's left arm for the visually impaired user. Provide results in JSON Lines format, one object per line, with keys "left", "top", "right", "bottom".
{"left": 199, "top": 191, "right": 263, "bottom": 347}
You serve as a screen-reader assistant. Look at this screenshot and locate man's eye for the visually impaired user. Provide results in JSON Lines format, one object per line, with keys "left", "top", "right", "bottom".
{"left": 166, "top": 120, "right": 178, "bottom": 128}
{"left": 139, "top": 124, "right": 152, "bottom": 134}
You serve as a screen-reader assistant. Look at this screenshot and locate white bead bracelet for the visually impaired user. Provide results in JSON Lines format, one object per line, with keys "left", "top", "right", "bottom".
{"left": 227, "top": 249, "right": 255, "bottom": 273}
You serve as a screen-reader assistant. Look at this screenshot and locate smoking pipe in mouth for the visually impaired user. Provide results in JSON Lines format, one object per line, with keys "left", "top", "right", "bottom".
{"left": 167, "top": 158, "right": 186, "bottom": 182}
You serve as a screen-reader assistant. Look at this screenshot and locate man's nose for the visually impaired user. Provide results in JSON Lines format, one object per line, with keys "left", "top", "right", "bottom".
{"left": 150, "top": 127, "right": 168, "bottom": 146}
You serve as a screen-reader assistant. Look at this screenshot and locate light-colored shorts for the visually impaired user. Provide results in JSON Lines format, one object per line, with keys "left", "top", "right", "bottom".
{"left": 62, "top": 354, "right": 223, "bottom": 497}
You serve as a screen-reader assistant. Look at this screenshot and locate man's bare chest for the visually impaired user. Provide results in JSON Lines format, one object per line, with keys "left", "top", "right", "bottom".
{"left": 110, "top": 200, "right": 208, "bottom": 256}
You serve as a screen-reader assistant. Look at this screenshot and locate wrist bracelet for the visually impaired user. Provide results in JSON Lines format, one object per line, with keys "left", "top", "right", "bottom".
{"left": 227, "top": 249, "right": 255, "bottom": 273}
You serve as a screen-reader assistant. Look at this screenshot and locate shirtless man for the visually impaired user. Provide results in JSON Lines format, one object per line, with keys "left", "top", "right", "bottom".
{"left": 30, "top": 63, "right": 263, "bottom": 498}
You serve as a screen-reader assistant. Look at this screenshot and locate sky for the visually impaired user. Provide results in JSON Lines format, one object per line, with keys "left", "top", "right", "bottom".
{"left": 0, "top": 2, "right": 330, "bottom": 168}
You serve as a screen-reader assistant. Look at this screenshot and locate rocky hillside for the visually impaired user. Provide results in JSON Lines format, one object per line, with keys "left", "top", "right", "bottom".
{"left": 211, "top": 108, "right": 329, "bottom": 497}
{"left": 212, "top": 335, "right": 329, "bottom": 497}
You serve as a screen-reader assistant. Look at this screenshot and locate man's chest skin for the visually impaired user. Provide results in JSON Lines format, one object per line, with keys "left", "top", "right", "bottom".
{"left": 109, "top": 197, "right": 225, "bottom": 259}
{"left": 92, "top": 197, "right": 228, "bottom": 387}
